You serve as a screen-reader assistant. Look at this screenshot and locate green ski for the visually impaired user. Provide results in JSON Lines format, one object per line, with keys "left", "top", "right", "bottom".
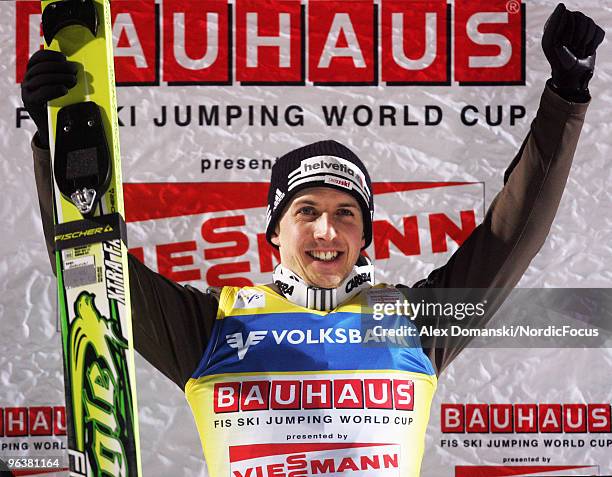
{"left": 41, "top": 0, "right": 142, "bottom": 475}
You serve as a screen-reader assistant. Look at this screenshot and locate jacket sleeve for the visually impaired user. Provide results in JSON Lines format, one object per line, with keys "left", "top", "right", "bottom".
{"left": 32, "top": 139, "right": 218, "bottom": 390}
{"left": 411, "top": 85, "right": 590, "bottom": 376}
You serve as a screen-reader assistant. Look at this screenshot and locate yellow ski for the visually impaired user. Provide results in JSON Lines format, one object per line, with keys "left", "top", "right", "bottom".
{"left": 42, "top": 0, "right": 141, "bottom": 475}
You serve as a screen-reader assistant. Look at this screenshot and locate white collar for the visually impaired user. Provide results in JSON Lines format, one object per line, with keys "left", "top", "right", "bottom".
{"left": 272, "top": 257, "right": 374, "bottom": 311}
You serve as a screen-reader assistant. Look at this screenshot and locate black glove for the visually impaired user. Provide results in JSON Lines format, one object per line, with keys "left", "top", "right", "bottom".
{"left": 21, "top": 50, "right": 78, "bottom": 148}
{"left": 542, "top": 4, "right": 605, "bottom": 102}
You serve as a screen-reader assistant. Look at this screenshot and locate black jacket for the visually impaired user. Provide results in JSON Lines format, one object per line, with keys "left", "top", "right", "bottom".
{"left": 32, "top": 86, "right": 589, "bottom": 389}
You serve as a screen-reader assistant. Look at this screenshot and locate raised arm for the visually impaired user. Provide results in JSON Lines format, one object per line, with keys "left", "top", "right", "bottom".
{"left": 25, "top": 51, "right": 218, "bottom": 390}
{"left": 415, "top": 86, "right": 587, "bottom": 291}
{"left": 412, "top": 4, "right": 604, "bottom": 374}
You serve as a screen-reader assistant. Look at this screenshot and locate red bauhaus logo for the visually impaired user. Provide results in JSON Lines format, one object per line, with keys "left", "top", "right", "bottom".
{"left": 15, "top": 0, "right": 525, "bottom": 86}
{"left": 441, "top": 403, "right": 612, "bottom": 434}
{"left": 0, "top": 406, "right": 66, "bottom": 437}
{"left": 214, "top": 378, "right": 414, "bottom": 413}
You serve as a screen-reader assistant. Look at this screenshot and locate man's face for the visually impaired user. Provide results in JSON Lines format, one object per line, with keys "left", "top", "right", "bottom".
{"left": 271, "top": 187, "right": 365, "bottom": 289}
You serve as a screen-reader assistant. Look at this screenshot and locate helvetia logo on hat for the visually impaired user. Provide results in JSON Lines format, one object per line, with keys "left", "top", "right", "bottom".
{"left": 288, "top": 155, "right": 370, "bottom": 202}
{"left": 301, "top": 156, "right": 364, "bottom": 185}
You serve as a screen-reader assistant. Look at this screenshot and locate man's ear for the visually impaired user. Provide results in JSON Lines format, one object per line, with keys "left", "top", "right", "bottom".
{"left": 271, "top": 225, "right": 281, "bottom": 247}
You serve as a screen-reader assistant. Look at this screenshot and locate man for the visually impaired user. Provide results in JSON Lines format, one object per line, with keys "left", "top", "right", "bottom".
{"left": 23, "top": 4, "right": 604, "bottom": 476}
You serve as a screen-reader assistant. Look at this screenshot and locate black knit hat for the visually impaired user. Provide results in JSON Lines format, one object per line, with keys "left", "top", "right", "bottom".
{"left": 265, "top": 140, "right": 374, "bottom": 249}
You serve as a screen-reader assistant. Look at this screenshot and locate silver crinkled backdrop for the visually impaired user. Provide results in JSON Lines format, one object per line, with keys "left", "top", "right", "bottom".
{"left": 1, "top": 1, "right": 611, "bottom": 476}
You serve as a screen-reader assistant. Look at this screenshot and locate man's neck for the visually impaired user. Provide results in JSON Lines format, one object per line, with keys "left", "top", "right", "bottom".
{"left": 271, "top": 258, "right": 374, "bottom": 311}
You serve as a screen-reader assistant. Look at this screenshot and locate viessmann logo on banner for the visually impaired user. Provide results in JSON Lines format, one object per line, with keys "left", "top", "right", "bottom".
{"left": 122, "top": 182, "right": 484, "bottom": 287}
{"left": 229, "top": 442, "right": 401, "bottom": 476}
{"left": 15, "top": 0, "right": 525, "bottom": 86}
{"left": 454, "top": 465, "right": 601, "bottom": 477}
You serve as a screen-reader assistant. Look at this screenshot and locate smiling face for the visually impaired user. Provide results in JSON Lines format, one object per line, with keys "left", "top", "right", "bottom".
{"left": 271, "top": 187, "right": 365, "bottom": 289}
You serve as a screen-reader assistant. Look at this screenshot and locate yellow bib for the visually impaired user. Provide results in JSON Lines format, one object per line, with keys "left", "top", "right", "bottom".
{"left": 186, "top": 285, "right": 437, "bottom": 477}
